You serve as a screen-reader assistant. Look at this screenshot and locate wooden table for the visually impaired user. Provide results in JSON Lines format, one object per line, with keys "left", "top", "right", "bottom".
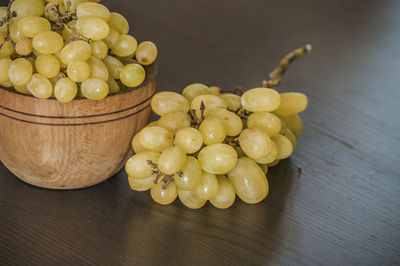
{"left": 1, "top": 0, "right": 399, "bottom": 265}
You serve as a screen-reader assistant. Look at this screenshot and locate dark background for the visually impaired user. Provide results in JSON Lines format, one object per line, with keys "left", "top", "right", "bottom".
{"left": 1, "top": 0, "right": 400, "bottom": 265}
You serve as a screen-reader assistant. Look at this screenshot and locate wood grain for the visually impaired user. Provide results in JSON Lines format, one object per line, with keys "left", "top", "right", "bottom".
{"left": 1, "top": 0, "right": 400, "bottom": 265}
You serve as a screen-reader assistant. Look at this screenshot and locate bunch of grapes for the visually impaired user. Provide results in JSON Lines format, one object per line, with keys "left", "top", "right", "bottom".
{"left": 0, "top": 0, "right": 157, "bottom": 102}
{"left": 126, "top": 46, "right": 310, "bottom": 209}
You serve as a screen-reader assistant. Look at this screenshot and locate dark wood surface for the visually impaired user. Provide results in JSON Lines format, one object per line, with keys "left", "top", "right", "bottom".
{"left": 1, "top": 0, "right": 400, "bottom": 265}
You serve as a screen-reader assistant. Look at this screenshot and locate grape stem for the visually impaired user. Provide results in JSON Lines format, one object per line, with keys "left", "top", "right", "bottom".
{"left": 190, "top": 100, "right": 206, "bottom": 126}
{"left": 263, "top": 44, "right": 312, "bottom": 88}
{"left": 0, "top": 0, "right": 16, "bottom": 49}
{"left": 147, "top": 160, "right": 183, "bottom": 190}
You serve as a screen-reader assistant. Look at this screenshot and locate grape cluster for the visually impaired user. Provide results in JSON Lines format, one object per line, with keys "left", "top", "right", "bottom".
{"left": 0, "top": 0, "right": 157, "bottom": 102}
{"left": 126, "top": 83, "right": 308, "bottom": 209}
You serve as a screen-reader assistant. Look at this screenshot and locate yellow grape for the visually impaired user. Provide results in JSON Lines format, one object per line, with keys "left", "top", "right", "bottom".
{"left": 268, "top": 160, "right": 280, "bottom": 167}
{"left": 111, "top": 34, "right": 137, "bottom": 57}
{"left": 241, "top": 87, "right": 281, "bottom": 112}
{"left": 45, "top": 2, "right": 66, "bottom": 22}
{"left": 220, "top": 93, "right": 242, "bottom": 112}
{"left": 62, "top": 20, "right": 77, "bottom": 41}
{"left": 80, "top": 77, "right": 109, "bottom": 100}
{"left": 106, "top": 77, "right": 120, "bottom": 94}
{"left": 128, "top": 175, "right": 156, "bottom": 192}
{"left": 279, "top": 118, "right": 287, "bottom": 134}
{"left": 76, "top": 16, "right": 110, "bottom": 41}
{"left": 239, "top": 127, "right": 273, "bottom": 160}
{"left": 131, "top": 133, "right": 148, "bottom": 154}
{"left": 119, "top": 63, "right": 145, "bottom": 87}
{"left": 182, "top": 83, "right": 210, "bottom": 102}
{"left": 279, "top": 114, "right": 303, "bottom": 137}
{"left": 11, "top": 0, "right": 45, "bottom": 18}
{"left": 27, "top": 73, "right": 53, "bottom": 99}
{"left": 102, "top": 55, "right": 123, "bottom": 79}
{"left": 178, "top": 189, "right": 207, "bottom": 209}
{"left": 150, "top": 181, "right": 178, "bottom": 205}
{"left": 191, "top": 94, "right": 227, "bottom": 118}
{"left": 35, "top": 54, "right": 60, "bottom": 78}
{"left": 0, "top": 58, "right": 12, "bottom": 83}
{"left": 60, "top": 40, "right": 91, "bottom": 65}
{"left": 207, "top": 108, "right": 243, "bottom": 136}
{"left": 13, "top": 84, "right": 31, "bottom": 95}
{"left": 10, "top": 20, "right": 24, "bottom": 42}
{"left": 274, "top": 92, "right": 308, "bottom": 116}
{"left": 1, "top": 80, "right": 12, "bottom": 87}
{"left": 210, "top": 175, "right": 236, "bottom": 209}
{"left": 87, "top": 56, "right": 109, "bottom": 81}
{"left": 196, "top": 171, "right": 219, "bottom": 200}
{"left": 125, "top": 151, "right": 160, "bottom": 179}
{"left": 54, "top": 78, "right": 78, "bottom": 103}
{"left": 67, "top": 60, "right": 90, "bottom": 82}
{"left": 255, "top": 141, "right": 278, "bottom": 164}
{"left": 151, "top": 91, "right": 189, "bottom": 116}
{"left": 90, "top": 40, "right": 108, "bottom": 59}
{"left": 199, "top": 118, "right": 226, "bottom": 145}
{"left": 135, "top": 41, "right": 158, "bottom": 66}
{"left": 107, "top": 12, "right": 129, "bottom": 34}
{"left": 49, "top": 72, "right": 66, "bottom": 87}
{"left": 283, "top": 129, "right": 297, "bottom": 150}
{"left": 247, "top": 112, "right": 282, "bottom": 137}
{"left": 8, "top": 58, "right": 32, "bottom": 86}
{"left": 76, "top": 2, "right": 110, "bottom": 21}
{"left": 32, "top": 30, "right": 64, "bottom": 54}
{"left": 157, "top": 111, "right": 191, "bottom": 133}
{"left": 272, "top": 134, "right": 293, "bottom": 159}
{"left": 208, "top": 86, "right": 222, "bottom": 95}
{"left": 198, "top": 144, "right": 238, "bottom": 175}
{"left": 158, "top": 146, "right": 187, "bottom": 175}
{"left": 103, "top": 28, "right": 120, "bottom": 48}
{"left": 174, "top": 127, "right": 203, "bottom": 154}
{"left": 64, "top": 0, "right": 90, "bottom": 12}
{"left": 17, "top": 16, "right": 51, "bottom": 38}
{"left": 228, "top": 157, "right": 269, "bottom": 204}
{"left": 138, "top": 126, "right": 173, "bottom": 152}
{"left": 15, "top": 38, "right": 33, "bottom": 56}
{"left": 259, "top": 164, "right": 268, "bottom": 174}
{"left": 0, "top": 35, "right": 14, "bottom": 58}
{"left": 174, "top": 156, "right": 202, "bottom": 190}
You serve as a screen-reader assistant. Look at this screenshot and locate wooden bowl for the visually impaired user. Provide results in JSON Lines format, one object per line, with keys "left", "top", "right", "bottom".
{"left": 0, "top": 64, "right": 157, "bottom": 189}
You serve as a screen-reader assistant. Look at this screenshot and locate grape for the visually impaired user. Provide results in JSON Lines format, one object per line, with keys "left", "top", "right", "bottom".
{"left": 80, "top": 77, "right": 109, "bottom": 100}
{"left": 76, "top": 16, "right": 110, "bottom": 41}
{"left": 255, "top": 141, "right": 278, "bottom": 164}
{"left": 103, "top": 28, "right": 120, "bottom": 48}
{"left": 150, "top": 181, "right": 178, "bottom": 205}
{"left": 49, "top": 72, "right": 66, "bottom": 87}
{"left": 207, "top": 108, "right": 243, "bottom": 136}
{"left": 10, "top": 20, "right": 24, "bottom": 42}
{"left": 8, "top": 58, "right": 33, "bottom": 86}
{"left": 131, "top": 133, "right": 147, "bottom": 154}
{"left": 196, "top": 171, "right": 219, "bottom": 200}
{"left": 0, "top": 36, "right": 14, "bottom": 58}
{"left": 209, "top": 176, "right": 236, "bottom": 209}
{"left": 157, "top": 111, "right": 191, "bottom": 133}
{"left": 54, "top": 78, "right": 78, "bottom": 103}
{"left": 107, "top": 12, "right": 129, "bottom": 34}
{"left": 17, "top": 16, "right": 51, "bottom": 38}
{"left": 0, "top": 58, "right": 11, "bottom": 83}
{"left": 106, "top": 77, "right": 120, "bottom": 94}
{"left": 67, "top": 60, "right": 90, "bottom": 82}
{"left": 239, "top": 127, "right": 273, "bottom": 160}
{"left": 125, "top": 151, "right": 160, "bottom": 179}
{"left": 87, "top": 56, "right": 109, "bottom": 81}
{"left": 220, "top": 93, "right": 242, "bottom": 112}
{"left": 111, "top": 34, "right": 137, "bottom": 57}
{"left": 259, "top": 164, "right": 269, "bottom": 174}
{"left": 208, "top": 86, "right": 222, "bottom": 95}
{"left": 241, "top": 87, "right": 281, "bottom": 112}
{"left": 62, "top": 20, "right": 77, "bottom": 41}
{"left": 178, "top": 189, "right": 207, "bottom": 209}
{"left": 13, "top": 84, "right": 30, "bottom": 95}
{"left": 271, "top": 134, "right": 293, "bottom": 160}
{"left": 228, "top": 157, "right": 269, "bottom": 204}
{"left": 1, "top": 80, "right": 12, "bottom": 87}
{"left": 268, "top": 160, "right": 280, "bottom": 167}
{"left": 182, "top": 83, "right": 210, "bottom": 102}
{"left": 158, "top": 146, "right": 187, "bottom": 175}
{"left": 119, "top": 63, "right": 145, "bottom": 87}
{"left": 64, "top": 0, "right": 90, "bottom": 12}
{"left": 102, "top": 55, "right": 123, "bottom": 79}
{"left": 128, "top": 175, "right": 156, "bottom": 192}
{"left": 32, "top": 31, "right": 64, "bottom": 54}
{"left": 198, "top": 144, "right": 238, "bottom": 175}
{"left": 11, "top": 0, "right": 45, "bottom": 18}
{"left": 199, "top": 118, "right": 226, "bottom": 145}
{"left": 60, "top": 40, "right": 91, "bottom": 65}
{"left": 138, "top": 126, "right": 173, "bottom": 152}
{"left": 15, "top": 38, "right": 33, "bottom": 56}
{"left": 174, "top": 156, "right": 202, "bottom": 190}
{"left": 135, "top": 41, "right": 158, "bottom": 66}
{"left": 247, "top": 112, "right": 281, "bottom": 137}
{"left": 283, "top": 129, "right": 297, "bottom": 150}
{"left": 274, "top": 92, "right": 308, "bottom": 116}
{"left": 90, "top": 40, "right": 108, "bottom": 59}
{"left": 27, "top": 73, "right": 53, "bottom": 99}
{"left": 35, "top": 54, "right": 60, "bottom": 79}
{"left": 279, "top": 114, "right": 303, "bottom": 137}
{"left": 45, "top": 2, "right": 66, "bottom": 22}
{"left": 151, "top": 91, "right": 189, "bottom": 116}
{"left": 76, "top": 2, "right": 110, "bottom": 21}
{"left": 191, "top": 94, "right": 227, "bottom": 118}
{"left": 174, "top": 127, "right": 203, "bottom": 154}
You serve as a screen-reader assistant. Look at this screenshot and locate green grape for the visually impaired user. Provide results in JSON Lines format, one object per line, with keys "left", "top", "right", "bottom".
{"left": 17, "top": 16, "right": 51, "bottom": 38}
{"left": 76, "top": 16, "right": 110, "bottom": 41}
{"left": 0, "top": 7, "right": 7, "bottom": 32}
{"left": 191, "top": 94, "right": 227, "bottom": 118}
{"left": 174, "top": 127, "right": 203, "bottom": 154}
{"left": 8, "top": 58, "right": 32, "bottom": 86}
{"left": 208, "top": 86, "right": 222, "bottom": 96}
{"left": 247, "top": 112, "right": 282, "bottom": 137}
{"left": 45, "top": 2, "right": 66, "bottom": 22}
{"left": 178, "top": 189, "right": 207, "bottom": 209}
{"left": 106, "top": 77, "right": 120, "bottom": 94}
{"left": 271, "top": 134, "right": 293, "bottom": 160}
{"left": 274, "top": 92, "right": 308, "bottom": 116}
{"left": 157, "top": 111, "right": 191, "bottom": 133}
{"left": 283, "top": 129, "right": 297, "bottom": 150}
{"left": 131, "top": 133, "right": 147, "bottom": 154}
{"left": 255, "top": 141, "right": 278, "bottom": 164}
{"left": 198, "top": 144, "right": 238, "bottom": 175}
{"left": 60, "top": 40, "right": 91, "bottom": 65}
{"left": 241, "top": 87, "right": 281, "bottom": 112}
{"left": 119, "top": 63, "right": 145, "bottom": 87}
{"left": 128, "top": 175, "right": 156, "bottom": 192}
{"left": 102, "top": 55, "right": 123, "bottom": 79}
{"left": 27, "top": 73, "right": 53, "bottom": 99}
{"left": 15, "top": 38, "right": 33, "bottom": 56}
{"left": 150, "top": 181, "right": 178, "bottom": 205}
{"left": 238, "top": 127, "right": 273, "bottom": 160}
{"left": 11, "top": 0, "right": 45, "bottom": 18}
{"left": 279, "top": 114, "right": 303, "bottom": 137}
{"left": 0, "top": 58, "right": 12, "bottom": 83}
{"left": 107, "top": 12, "right": 129, "bottom": 34}
{"left": 35, "top": 54, "right": 60, "bottom": 79}
{"left": 0, "top": 34, "right": 14, "bottom": 58}
{"left": 10, "top": 20, "right": 24, "bottom": 42}
{"left": 151, "top": 91, "right": 190, "bottom": 116}
{"left": 220, "top": 93, "right": 242, "bottom": 112}
{"left": 125, "top": 151, "right": 160, "bottom": 179}
{"left": 87, "top": 56, "right": 109, "bottom": 81}
{"left": 158, "top": 146, "right": 187, "bottom": 175}
{"left": 90, "top": 40, "right": 108, "bottom": 59}
{"left": 228, "top": 157, "right": 269, "bottom": 204}
{"left": 207, "top": 108, "right": 243, "bottom": 136}
{"left": 13, "top": 83, "right": 31, "bottom": 95}
{"left": 80, "top": 77, "right": 109, "bottom": 100}
{"left": 103, "top": 28, "right": 120, "bottom": 48}
{"left": 182, "top": 83, "right": 210, "bottom": 103}
{"left": 32, "top": 31, "right": 64, "bottom": 54}
{"left": 196, "top": 171, "right": 219, "bottom": 200}
{"left": 76, "top": 2, "right": 110, "bottom": 21}
{"left": 67, "top": 60, "right": 90, "bottom": 82}
{"left": 135, "top": 41, "right": 157, "bottom": 66}
{"left": 111, "top": 34, "right": 137, "bottom": 57}
{"left": 54, "top": 77, "right": 77, "bottom": 103}
{"left": 210, "top": 176, "right": 236, "bottom": 209}
{"left": 138, "top": 126, "right": 173, "bottom": 152}
{"left": 174, "top": 156, "right": 202, "bottom": 190}
{"left": 199, "top": 118, "right": 226, "bottom": 145}
{"left": 62, "top": 20, "right": 77, "bottom": 40}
